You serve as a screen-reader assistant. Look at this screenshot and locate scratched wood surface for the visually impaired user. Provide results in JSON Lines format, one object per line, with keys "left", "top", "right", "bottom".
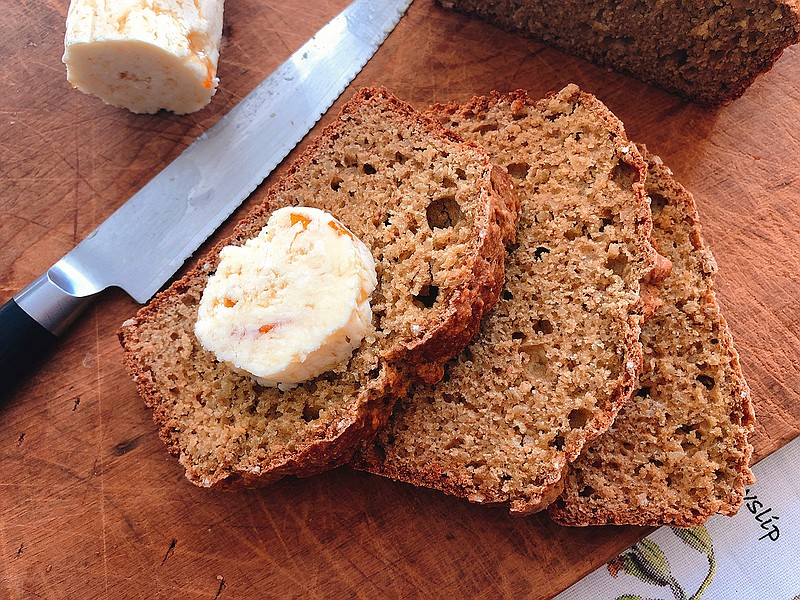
{"left": 1, "top": 0, "right": 799, "bottom": 598}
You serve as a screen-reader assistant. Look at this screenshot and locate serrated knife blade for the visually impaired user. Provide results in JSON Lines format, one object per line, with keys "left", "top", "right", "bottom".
{"left": 0, "top": 0, "right": 413, "bottom": 391}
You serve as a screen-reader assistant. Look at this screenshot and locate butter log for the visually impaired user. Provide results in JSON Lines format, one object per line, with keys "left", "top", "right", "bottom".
{"left": 62, "top": 0, "right": 225, "bottom": 114}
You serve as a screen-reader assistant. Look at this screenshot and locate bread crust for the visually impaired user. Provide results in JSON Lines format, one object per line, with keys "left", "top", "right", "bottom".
{"left": 118, "top": 87, "right": 519, "bottom": 489}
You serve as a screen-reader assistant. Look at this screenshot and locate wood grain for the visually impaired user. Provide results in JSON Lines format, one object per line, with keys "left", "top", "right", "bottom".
{"left": 1, "top": 0, "right": 798, "bottom": 598}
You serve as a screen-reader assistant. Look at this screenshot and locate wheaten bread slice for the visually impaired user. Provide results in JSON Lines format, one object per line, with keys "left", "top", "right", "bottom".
{"left": 352, "top": 85, "right": 662, "bottom": 514}
{"left": 118, "top": 87, "right": 519, "bottom": 489}
{"left": 548, "top": 146, "right": 755, "bottom": 526}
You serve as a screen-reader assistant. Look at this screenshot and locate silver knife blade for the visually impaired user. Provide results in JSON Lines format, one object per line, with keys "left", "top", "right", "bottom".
{"left": 16, "top": 0, "right": 413, "bottom": 335}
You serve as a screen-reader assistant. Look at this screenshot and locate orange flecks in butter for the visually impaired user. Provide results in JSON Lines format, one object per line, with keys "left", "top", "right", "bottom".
{"left": 202, "top": 56, "right": 215, "bottom": 89}
{"left": 223, "top": 297, "right": 236, "bottom": 308}
{"left": 188, "top": 31, "right": 216, "bottom": 89}
{"left": 328, "top": 219, "right": 354, "bottom": 239}
{"left": 259, "top": 324, "right": 275, "bottom": 334}
{"left": 291, "top": 213, "right": 312, "bottom": 228}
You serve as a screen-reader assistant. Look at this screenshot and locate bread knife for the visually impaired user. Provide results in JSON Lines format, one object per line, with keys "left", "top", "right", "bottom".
{"left": 0, "top": 0, "right": 413, "bottom": 393}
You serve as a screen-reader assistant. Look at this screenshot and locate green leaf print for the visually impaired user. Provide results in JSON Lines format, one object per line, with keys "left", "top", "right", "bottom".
{"left": 673, "top": 526, "right": 714, "bottom": 557}
{"left": 618, "top": 552, "right": 670, "bottom": 588}
{"left": 616, "top": 539, "right": 686, "bottom": 600}
{"left": 613, "top": 525, "right": 717, "bottom": 600}
{"left": 671, "top": 526, "right": 716, "bottom": 600}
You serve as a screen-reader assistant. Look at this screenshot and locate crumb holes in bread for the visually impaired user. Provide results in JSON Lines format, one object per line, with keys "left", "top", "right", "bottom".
{"left": 460, "top": 346, "right": 474, "bottom": 363}
{"left": 578, "top": 485, "right": 594, "bottom": 498}
{"left": 506, "top": 162, "right": 530, "bottom": 180}
{"left": 502, "top": 289, "right": 514, "bottom": 301}
{"left": 650, "top": 192, "right": 668, "bottom": 212}
{"left": 302, "top": 403, "right": 321, "bottom": 422}
{"left": 610, "top": 160, "right": 639, "bottom": 188}
{"left": 605, "top": 253, "right": 629, "bottom": 277}
{"left": 473, "top": 121, "right": 499, "bottom": 135}
{"left": 553, "top": 434, "right": 565, "bottom": 450}
{"left": 636, "top": 386, "right": 651, "bottom": 397}
{"left": 564, "top": 223, "right": 588, "bottom": 241}
{"left": 413, "top": 285, "right": 439, "bottom": 309}
{"left": 426, "top": 197, "right": 463, "bottom": 229}
{"left": 667, "top": 48, "right": 689, "bottom": 68}
{"left": 362, "top": 163, "right": 377, "bottom": 175}
{"left": 543, "top": 110, "right": 559, "bottom": 123}
{"left": 696, "top": 374, "right": 716, "bottom": 390}
{"left": 511, "top": 331, "right": 525, "bottom": 340}
{"left": 532, "top": 319, "right": 553, "bottom": 335}
{"left": 330, "top": 175, "right": 343, "bottom": 191}
{"left": 455, "top": 168, "right": 467, "bottom": 180}
{"left": 568, "top": 408, "right": 592, "bottom": 429}
{"left": 522, "top": 343, "right": 547, "bottom": 377}
{"left": 533, "top": 246, "right": 550, "bottom": 261}
{"left": 599, "top": 215, "right": 614, "bottom": 231}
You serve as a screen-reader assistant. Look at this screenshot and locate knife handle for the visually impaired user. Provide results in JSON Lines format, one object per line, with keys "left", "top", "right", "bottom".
{"left": 0, "top": 274, "right": 92, "bottom": 396}
{"left": 0, "top": 298, "right": 58, "bottom": 393}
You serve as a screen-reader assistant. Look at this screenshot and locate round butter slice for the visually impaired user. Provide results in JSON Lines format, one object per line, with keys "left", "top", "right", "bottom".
{"left": 195, "top": 207, "right": 377, "bottom": 389}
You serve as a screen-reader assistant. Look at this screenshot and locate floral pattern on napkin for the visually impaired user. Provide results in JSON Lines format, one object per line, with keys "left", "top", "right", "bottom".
{"left": 555, "top": 435, "right": 800, "bottom": 600}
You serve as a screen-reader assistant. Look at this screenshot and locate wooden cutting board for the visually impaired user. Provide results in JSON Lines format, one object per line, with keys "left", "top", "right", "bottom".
{"left": 2, "top": 0, "right": 798, "bottom": 597}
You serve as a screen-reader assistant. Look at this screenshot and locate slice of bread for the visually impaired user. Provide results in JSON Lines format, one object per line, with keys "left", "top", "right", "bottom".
{"left": 439, "top": 0, "right": 800, "bottom": 105}
{"left": 352, "top": 85, "right": 663, "bottom": 514}
{"left": 118, "top": 87, "right": 519, "bottom": 489}
{"left": 548, "top": 146, "right": 756, "bottom": 526}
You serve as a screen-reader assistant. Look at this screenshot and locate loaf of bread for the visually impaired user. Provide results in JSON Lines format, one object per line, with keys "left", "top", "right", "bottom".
{"left": 548, "top": 146, "right": 755, "bottom": 526}
{"left": 118, "top": 87, "right": 519, "bottom": 488}
{"left": 63, "top": 0, "right": 225, "bottom": 114}
{"left": 352, "top": 85, "right": 663, "bottom": 514}
{"left": 439, "top": 0, "right": 800, "bottom": 105}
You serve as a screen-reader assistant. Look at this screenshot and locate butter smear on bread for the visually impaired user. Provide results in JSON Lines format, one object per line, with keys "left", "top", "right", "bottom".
{"left": 195, "top": 207, "right": 377, "bottom": 389}
{"left": 63, "top": 0, "right": 225, "bottom": 114}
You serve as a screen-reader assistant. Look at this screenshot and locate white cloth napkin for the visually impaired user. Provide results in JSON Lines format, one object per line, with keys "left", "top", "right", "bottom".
{"left": 555, "top": 435, "right": 800, "bottom": 599}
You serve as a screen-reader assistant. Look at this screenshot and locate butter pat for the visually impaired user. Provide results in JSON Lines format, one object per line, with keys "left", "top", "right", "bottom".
{"left": 195, "top": 207, "right": 377, "bottom": 389}
{"left": 62, "top": 0, "right": 225, "bottom": 114}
